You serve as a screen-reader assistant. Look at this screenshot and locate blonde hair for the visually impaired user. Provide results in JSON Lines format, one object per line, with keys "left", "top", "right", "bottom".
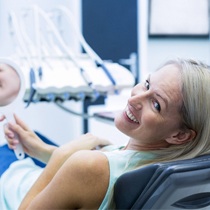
{"left": 147, "top": 58, "right": 210, "bottom": 163}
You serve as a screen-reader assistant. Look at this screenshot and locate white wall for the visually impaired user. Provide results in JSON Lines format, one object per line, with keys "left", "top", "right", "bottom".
{"left": 141, "top": 0, "right": 210, "bottom": 75}
{"left": 148, "top": 38, "right": 210, "bottom": 73}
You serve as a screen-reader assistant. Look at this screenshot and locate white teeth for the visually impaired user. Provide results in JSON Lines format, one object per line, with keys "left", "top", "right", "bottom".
{"left": 126, "top": 108, "right": 139, "bottom": 123}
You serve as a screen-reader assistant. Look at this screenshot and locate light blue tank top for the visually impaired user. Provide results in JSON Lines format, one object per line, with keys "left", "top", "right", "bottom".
{"left": 99, "top": 145, "right": 155, "bottom": 209}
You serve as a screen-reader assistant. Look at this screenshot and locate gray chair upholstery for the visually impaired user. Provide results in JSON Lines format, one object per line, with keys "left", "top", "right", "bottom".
{"left": 114, "top": 154, "right": 210, "bottom": 209}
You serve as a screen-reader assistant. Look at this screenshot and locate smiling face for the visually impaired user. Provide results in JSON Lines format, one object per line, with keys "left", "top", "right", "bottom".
{"left": 0, "top": 63, "right": 21, "bottom": 106}
{"left": 115, "top": 64, "right": 184, "bottom": 150}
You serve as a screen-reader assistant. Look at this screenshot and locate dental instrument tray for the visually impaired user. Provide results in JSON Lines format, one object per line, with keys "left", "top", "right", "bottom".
{"left": 17, "top": 56, "right": 135, "bottom": 103}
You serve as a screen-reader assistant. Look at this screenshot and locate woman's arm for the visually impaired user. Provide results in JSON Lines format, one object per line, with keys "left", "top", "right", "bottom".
{"left": 4, "top": 114, "right": 111, "bottom": 163}
{"left": 19, "top": 150, "right": 110, "bottom": 209}
{"left": 3, "top": 115, "right": 111, "bottom": 209}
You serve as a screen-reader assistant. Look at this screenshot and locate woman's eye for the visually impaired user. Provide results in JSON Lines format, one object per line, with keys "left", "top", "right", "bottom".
{"left": 154, "top": 101, "right": 161, "bottom": 112}
{"left": 144, "top": 79, "right": 161, "bottom": 112}
{"left": 145, "top": 80, "right": 150, "bottom": 90}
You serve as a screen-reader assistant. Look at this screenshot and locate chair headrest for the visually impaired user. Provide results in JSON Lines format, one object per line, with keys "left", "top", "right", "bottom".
{"left": 114, "top": 154, "right": 210, "bottom": 209}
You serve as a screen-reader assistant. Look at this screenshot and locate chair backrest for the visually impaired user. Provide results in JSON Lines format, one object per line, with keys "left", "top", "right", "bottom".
{"left": 114, "top": 154, "right": 210, "bottom": 210}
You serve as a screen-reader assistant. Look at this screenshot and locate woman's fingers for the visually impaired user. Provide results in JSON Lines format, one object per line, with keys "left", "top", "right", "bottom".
{"left": 14, "top": 114, "right": 31, "bottom": 131}
{"left": 0, "top": 115, "right": 6, "bottom": 122}
{"left": 7, "top": 138, "right": 19, "bottom": 149}
{"left": 3, "top": 124, "right": 19, "bottom": 149}
{"left": 4, "top": 124, "right": 16, "bottom": 139}
{"left": 98, "top": 138, "right": 112, "bottom": 146}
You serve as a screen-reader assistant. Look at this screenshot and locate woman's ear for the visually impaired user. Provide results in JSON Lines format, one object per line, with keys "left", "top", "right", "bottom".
{"left": 166, "top": 129, "right": 196, "bottom": 145}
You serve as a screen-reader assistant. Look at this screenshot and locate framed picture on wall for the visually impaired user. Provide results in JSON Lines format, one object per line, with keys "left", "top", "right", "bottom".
{"left": 149, "top": 0, "right": 209, "bottom": 37}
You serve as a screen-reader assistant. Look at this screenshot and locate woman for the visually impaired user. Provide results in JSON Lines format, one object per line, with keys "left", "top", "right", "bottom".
{"left": 1, "top": 58, "right": 210, "bottom": 209}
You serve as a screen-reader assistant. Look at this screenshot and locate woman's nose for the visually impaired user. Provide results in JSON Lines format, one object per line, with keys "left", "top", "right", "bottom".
{"left": 128, "top": 92, "right": 146, "bottom": 110}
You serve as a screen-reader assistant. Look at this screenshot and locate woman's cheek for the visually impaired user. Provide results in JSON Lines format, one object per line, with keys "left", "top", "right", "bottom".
{"left": 141, "top": 110, "right": 158, "bottom": 127}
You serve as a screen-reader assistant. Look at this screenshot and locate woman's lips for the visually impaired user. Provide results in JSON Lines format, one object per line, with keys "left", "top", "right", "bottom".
{"left": 125, "top": 107, "right": 139, "bottom": 123}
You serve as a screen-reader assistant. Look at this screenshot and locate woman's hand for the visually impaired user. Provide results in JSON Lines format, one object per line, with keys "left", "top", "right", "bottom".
{"left": 57, "top": 133, "right": 112, "bottom": 158}
{"left": 50, "top": 133, "right": 112, "bottom": 167}
{"left": 3, "top": 114, "right": 57, "bottom": 163}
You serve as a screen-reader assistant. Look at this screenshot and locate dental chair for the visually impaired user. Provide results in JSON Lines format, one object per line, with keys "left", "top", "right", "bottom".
{"left": 114, "top": 154, "right": 210, "bottom": 210}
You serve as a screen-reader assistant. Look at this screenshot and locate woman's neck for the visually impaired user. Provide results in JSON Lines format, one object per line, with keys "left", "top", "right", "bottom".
{"left": 123, "top": 139, "right": 170, "bottom": 151}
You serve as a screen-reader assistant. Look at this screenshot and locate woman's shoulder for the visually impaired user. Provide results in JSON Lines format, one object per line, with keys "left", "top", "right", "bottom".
{"left": 66, "top": 150, "right": 110, "bottom": 187}
{"left": 69, "top": 150, "right": 109, "bottom": 172}
{"left": 63, "top": 150, "right": 110, "bottom": 208}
